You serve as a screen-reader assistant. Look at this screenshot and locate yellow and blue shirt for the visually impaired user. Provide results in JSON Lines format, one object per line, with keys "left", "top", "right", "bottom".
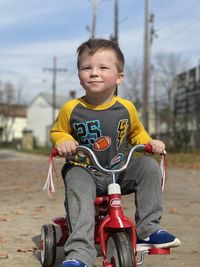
{"left": 50, "top": 96, "right": 151, "bottom": 168}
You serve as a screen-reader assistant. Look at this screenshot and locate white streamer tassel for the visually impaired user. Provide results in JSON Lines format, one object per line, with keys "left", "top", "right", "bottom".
{"left": 43, "top": 154, "right": 56, "bottom": 196}
{"left": 160, "top": 150, "right": 167, "bottom": 192}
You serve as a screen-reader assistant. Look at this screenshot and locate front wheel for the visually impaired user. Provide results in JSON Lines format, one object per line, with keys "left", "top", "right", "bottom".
{"left": 106, "top": 231, "right": 136, "bottom": 267}
{"left": 40, "top": 224, "right": 56, "bottom": 267}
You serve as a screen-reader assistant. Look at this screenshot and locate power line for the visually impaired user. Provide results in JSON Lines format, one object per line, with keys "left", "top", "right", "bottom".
{"left": 154, "top": 3, "right": 200, "bottom": 44}
{"left": 155, "top": 19, "right": 199, "bottom": 44}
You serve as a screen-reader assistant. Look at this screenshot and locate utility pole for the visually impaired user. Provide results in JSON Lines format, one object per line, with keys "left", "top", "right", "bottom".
{"left": 142, "top": 0, "right": 156, "bottom": 132}
{"left": 113, "top": 0, "right": 119, "bottom": 96}
{"left": 110, "top": 0, "right": 119, "bottom": 43}
{"left": 154, "top": 77, "right": 158, "bottom": 137}
{"left": 114, "top": 0, "right": 119, "bottom": 43}
{"left": 86, "top": 0, "right": 98, "bottom": 38}
{"left": 142, "top": 0, "right": 150, "bottom": 131}
{"left": 43, "top": 56, "right": 67, "bottom": 124}
{"left": 91, "top": 0, "right": 98, "bottom": 38}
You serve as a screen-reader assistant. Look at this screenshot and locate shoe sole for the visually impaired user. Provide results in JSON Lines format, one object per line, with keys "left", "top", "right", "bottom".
{"left": 137, "top": 238, "right": 181, "bottom": 252}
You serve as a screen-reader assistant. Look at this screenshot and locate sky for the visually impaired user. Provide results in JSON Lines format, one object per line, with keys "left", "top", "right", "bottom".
{"left": 0, "top": 0, "right": 200, "bottom": 104}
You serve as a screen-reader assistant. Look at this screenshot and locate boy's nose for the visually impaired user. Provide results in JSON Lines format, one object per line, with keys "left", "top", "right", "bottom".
{"left": 90, "top": 67, "right": 99, "bottom": 76}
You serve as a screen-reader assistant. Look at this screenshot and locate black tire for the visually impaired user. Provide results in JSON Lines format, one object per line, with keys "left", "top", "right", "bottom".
{"left": 40, "top": 224, "right": 56, "bottom": 267}
{"left": 106, "top": 231, "right": 136, "bottom": 267}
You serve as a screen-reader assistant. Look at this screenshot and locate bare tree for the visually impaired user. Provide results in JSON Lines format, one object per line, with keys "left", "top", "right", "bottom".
{"left": 121, "top": 60, "right": 143, "bottom": 109}
{"left": 0, "top": 81, "right": 25, "bottom": 142}
{"left": 120, "top": 52, "right": 190, "bottom": 148}
{"left": 152, "top": 52, "right": 189, "bottom": 132}
{"left": 0, "top": 81, "right": 3, "bottom": 102}
{"left": 154, "top": 53, "right": 188, "bottom": 102}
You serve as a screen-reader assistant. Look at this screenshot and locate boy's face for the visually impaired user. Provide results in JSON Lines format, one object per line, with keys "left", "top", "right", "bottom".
{"left": 78, "top": 49, "right": 124, "bottom": 97}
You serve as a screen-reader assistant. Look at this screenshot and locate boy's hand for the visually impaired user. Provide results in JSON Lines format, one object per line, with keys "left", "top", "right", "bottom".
{"left": 55, "top": 140, "right": 79, "bottom": 156}
{"left": 149, "top": 139, "right": 165, "bottom": 154}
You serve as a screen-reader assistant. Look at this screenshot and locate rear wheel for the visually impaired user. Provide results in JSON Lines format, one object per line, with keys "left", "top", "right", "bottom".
{"left": 40, "top": 224, "right": 56, "bottom": 267}
{"left": 106, "top": 231, "right": 136, "bottom": 267}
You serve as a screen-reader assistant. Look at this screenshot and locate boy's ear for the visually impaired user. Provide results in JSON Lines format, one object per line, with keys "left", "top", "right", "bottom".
{"left": 78, "top": 72, "right": 82, "bottom": 85}
{"left": 116, "top": 72, "right": 124, "bottom": 85}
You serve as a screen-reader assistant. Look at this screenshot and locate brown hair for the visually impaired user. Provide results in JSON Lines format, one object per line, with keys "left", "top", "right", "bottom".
{"left": 77, "top": 38, "right": 124, "bottom": 72}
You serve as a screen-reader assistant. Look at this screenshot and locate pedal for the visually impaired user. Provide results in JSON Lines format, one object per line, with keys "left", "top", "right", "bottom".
{"left": 148, "top": 248, "right": 170, "bottom": 255}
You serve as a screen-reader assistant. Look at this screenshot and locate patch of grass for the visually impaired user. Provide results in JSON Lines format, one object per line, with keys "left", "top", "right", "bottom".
{"left": 17, "top": 147, "right": 51, "bottom": 156}
{"left": 167, "top": 152, "right": 200, "bottom": 169}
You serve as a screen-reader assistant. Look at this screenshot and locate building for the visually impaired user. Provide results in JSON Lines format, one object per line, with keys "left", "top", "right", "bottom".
{"left": 27, "top": 92, "right": 75, "bottom": 146}
{"left": 0, "top": 103, "right": 27, "bottom": 144}
{"left": 174, "top": 64, "right": 200, "bottom": 148}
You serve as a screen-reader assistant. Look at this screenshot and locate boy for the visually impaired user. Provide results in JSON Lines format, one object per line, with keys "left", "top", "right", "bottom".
{"left": 50, "top": 38, "right": 180, "bottom": 267}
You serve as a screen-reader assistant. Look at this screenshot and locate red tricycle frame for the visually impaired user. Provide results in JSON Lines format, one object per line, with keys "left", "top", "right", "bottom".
{"left": 40, "top": 144, "right": 170, "bottom": 267}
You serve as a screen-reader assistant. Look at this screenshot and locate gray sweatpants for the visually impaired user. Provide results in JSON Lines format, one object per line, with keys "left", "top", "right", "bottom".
{"left": 62, "top": 155, "right": 163, "bottom": 267}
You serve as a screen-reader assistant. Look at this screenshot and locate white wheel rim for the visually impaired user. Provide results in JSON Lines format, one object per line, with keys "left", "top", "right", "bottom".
{"left": 40, "top": 228, "right": 45, "bottom": 263}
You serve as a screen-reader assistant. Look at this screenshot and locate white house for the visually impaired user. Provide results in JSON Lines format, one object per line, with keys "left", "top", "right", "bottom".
{"left": 27, "top": 92, "right": 74, "bottom": 146}
{"left": 0, "top": 104, "right": 27, "bottom": 144}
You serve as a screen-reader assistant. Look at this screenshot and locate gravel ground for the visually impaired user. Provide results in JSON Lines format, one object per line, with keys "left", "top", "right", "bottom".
{"left": 0, "top": 149, "right": 200, "bottom": 267}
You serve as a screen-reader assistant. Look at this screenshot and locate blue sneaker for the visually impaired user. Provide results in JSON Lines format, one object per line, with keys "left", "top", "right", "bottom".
{"left": 60, "top": 259, "right": 86, "bottom": 267}
{"left": 137, "top": 230, "right": 181, "bottom": 251}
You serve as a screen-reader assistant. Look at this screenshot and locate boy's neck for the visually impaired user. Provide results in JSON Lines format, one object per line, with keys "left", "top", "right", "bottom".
{"left": 82, "top": 94, "right": 116, "bottom": 106}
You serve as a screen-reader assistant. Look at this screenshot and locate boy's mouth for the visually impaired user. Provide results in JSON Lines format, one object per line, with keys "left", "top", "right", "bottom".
{"left": 88, "top": 81, "right": 102, "bottom": 84}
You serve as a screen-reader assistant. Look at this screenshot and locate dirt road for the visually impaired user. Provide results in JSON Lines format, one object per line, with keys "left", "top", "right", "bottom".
{"left": 0, "top": 149, "right": 200, "bottom": 267}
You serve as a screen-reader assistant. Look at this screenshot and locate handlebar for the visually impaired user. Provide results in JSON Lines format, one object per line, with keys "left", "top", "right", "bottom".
{"left": 45, "top": 144, "right": 166, "bottom": 196}
{"left": 51, "top": 144, "right": 153, "bottom": 175}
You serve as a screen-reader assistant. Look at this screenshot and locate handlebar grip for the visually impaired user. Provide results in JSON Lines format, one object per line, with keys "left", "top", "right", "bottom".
{"left": 50, "top": 148, "right": 87, "bottom": 162}
{"left": 51, "top": 148, "right": 58, "bottom": 157}
{"left": 144, "top": 144, "right": 153, "bottom": 154}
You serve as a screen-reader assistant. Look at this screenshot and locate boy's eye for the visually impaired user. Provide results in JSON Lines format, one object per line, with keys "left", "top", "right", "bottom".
{"left": 81, "top": 66, "right": 91, "bottom": 70}
{"left": 100, "top": 66, "right": 108, "bottom": 69}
